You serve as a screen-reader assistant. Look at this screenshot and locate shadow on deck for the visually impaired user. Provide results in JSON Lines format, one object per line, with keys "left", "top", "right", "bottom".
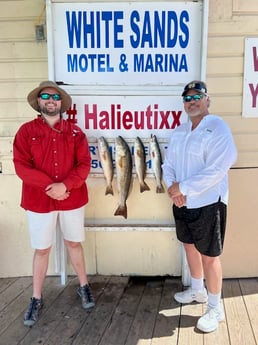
{"left": 0, "top": 275, "right": 258, "bottom": 345}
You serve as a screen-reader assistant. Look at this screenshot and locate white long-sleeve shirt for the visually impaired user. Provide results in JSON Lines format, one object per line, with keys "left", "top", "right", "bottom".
{"left": 162, "top": 115, "right": 237, "bottom": 208}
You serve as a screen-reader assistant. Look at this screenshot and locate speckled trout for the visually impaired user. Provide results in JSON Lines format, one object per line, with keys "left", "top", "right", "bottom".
{"left": 114, "top": 136, "right": 132, "bottom": 219}
{"left": 134, "top": 136, "right": 150, "bottom": 193}
{"left": 150, "top": 134, "right": 165, "bottom": 193}
{"left": 97, "top": 136, "right": 114, "bottom": 195}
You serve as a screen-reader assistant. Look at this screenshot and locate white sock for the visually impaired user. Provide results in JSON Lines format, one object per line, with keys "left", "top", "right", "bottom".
{"left": 208, "top": 291, "right": 221, "bottom": 308}
{"left": 191, "top": 277, "right": 204, "bottom": 291}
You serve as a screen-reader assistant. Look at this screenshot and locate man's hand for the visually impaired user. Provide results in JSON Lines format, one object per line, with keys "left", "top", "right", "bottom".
{"left": 167, "top": 182, "right": 186, "bottom": 208}
{"left": 45, "top": 183, "right": 70, "bottom": 200}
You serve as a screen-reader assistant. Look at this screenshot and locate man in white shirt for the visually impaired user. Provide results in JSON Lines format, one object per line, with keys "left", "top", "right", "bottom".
{"left": 162, "top": 80, "right": 237, "bottom": 333}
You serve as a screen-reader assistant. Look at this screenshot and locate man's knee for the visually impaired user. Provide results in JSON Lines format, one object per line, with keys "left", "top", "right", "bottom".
{"left": 64, "top": 239, "right": 81, "bottom": 249}
{"left": 35, "top": 247, "right": 51, "bottom": 256}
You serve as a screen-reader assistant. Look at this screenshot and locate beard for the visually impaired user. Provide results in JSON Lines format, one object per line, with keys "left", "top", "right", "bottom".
{"left": 40, "top": 104, "right": 61, "bottom": 116}
{"left": 187, "top": 106, "right": 203, "bottom": 118}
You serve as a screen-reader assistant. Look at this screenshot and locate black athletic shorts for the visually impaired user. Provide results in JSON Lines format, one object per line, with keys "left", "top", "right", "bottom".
{"left": 173, "top": 199, "right": 227, "bottom": 257}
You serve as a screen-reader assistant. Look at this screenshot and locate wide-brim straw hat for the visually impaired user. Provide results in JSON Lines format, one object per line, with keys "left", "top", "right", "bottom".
{"left": 27, "top": 80, "right": 72, "bottom": 113}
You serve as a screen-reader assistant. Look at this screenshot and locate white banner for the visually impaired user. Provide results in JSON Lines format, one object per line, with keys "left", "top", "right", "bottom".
{"left": 62, "top": 94, "right": 188, "bottom": 173}
{"left": 243, "top": 37, "right": 258, "bottom": 117}
{"left": 65, "top": 94, "right": 187, "bottom": 139}
{"left": 51, "top": 2, "right": 203, "bottom": 85}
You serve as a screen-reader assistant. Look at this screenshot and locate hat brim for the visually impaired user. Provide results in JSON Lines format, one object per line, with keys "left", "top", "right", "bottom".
{"left": 27, "top": 81, "right": 72, "bottom": 113}
{"left": 182, "top": 88, "right": 207, "bottom": 96}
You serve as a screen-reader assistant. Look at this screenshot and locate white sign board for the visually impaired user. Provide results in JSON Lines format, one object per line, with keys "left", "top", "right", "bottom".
{"left": 66, "top": 94, "right": 187, "bottom": 139}
{"left": 243, "top": 37, "right": 258, "bottom": 117}
{"left": 62, "top": 94, "right": 188, "bottom": 173}
{"left": 47, "top": 1, "right": 207, "bottom": 174}
{"left": 50, "top": 2, "right": 203, "bottom": 85}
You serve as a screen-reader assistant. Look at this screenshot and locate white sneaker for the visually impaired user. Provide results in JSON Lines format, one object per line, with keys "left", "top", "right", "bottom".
{"left": 197, "top": 304, "right": 225, "bottom": 333}
{"left": 174, "top": 287, "right": 208, "bottom": 304}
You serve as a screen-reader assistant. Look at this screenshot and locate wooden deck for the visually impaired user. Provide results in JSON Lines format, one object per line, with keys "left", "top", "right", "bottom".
{"left": 0, "top": 276, "right": 258, "bottom": 345}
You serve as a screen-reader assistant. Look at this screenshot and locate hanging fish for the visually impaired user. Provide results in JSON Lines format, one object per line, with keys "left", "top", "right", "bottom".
{"left": 134, "top": 137, "right": 150, "bottom": 193}
{"left": 114, "top": 136, "right": 132, "bottom": 219}
{"left": 150, "top": 134, "right": 165, "bottom": 193}
{"left": 97, "top": 136, "right": 114, "bottom": 195}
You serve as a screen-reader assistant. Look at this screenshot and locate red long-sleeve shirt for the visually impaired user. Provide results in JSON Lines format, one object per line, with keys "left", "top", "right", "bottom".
{"left": 13, "top": 116, "right": 91, "bottom": 213}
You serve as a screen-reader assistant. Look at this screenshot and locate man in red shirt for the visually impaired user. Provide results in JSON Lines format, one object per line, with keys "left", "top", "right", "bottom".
{"left": 13, "top": 81, "right": 94, "bottom": 327}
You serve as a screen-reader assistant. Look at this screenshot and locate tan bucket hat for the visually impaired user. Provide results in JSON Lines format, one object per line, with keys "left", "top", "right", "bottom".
{"left": 27, "top": 80, "right": 72, "bottom": 113}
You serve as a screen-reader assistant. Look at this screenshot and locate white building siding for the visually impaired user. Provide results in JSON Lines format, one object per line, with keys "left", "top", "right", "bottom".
{"left": 0, "top": 0, "right": 258, "bottom": 278}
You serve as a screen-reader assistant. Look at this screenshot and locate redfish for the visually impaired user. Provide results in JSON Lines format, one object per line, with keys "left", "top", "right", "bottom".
{"left": 134, "top": 137, "right": 150, "bottom": 193}
{"left": 114, "top": 136, "right": 132, "bottom": 219}
{"left": 97, "top": 136, "right": 114, "bottom": 195}
{"left": 150, "top": 134, "right": 165, "bottom": 193}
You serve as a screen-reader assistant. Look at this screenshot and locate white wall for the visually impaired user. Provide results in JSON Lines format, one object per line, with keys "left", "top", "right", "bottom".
{"left": 1, "top": 0, "right": 258, "bottom": 278}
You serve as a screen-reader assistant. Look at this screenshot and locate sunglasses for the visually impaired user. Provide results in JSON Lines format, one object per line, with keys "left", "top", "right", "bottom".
{"left": 183, "top": 94, "right": 205, "bottom": 102}
{"left": 39, "top": 93, "right": 61, "bottom": 101}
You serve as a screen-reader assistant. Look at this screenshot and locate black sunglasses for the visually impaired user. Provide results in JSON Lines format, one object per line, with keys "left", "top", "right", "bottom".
{"left": 183, "top": 94, "right": 205, "bottom": 102}
{"left": 39, "top": 93, "right": 61, "bottom": 101}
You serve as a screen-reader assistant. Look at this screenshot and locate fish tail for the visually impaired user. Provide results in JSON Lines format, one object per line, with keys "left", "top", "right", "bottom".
{"left": 140, "top": 182, "right": 150, "bottom": 193}
{"left": 114, "top": 204, "right": 127, "bottom": 219}
{"left": 105, "top": 185, "right": 113, "bottom": 195}
{"left": 156, "top": 184, "right": 165, "bottom": 193}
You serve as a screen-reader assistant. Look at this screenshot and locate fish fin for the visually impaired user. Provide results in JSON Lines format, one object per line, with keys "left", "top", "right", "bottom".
{"left": 136, "top": 149, "right": 143, "bottom": 159}
{"left": 105, "top": 185, "right": 113, "bottom": 195}
{"left": 156, "top": 185, "right": 165, "bottom": 193}
{"left": 117, "top": 157, "right": 123, "bottom": 168}
{"left": 103, "top": 151, "right": 108, "bottom": 160}
{"left": 128, "top": 177, "right": 134, "bottom": 196}
{"left": 140, "top": 182, "right": 150, "bottom": 193}
{"left": 114, "top": 204, "right": 127, "bottom": 219}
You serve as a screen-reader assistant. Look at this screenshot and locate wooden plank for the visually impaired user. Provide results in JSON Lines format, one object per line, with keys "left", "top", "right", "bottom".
{"left": 97, "top": 277, "right": 146, "bottom": 345}
{"left": 226, "top": 117, "right": 258, "bottom": 133}
{"left": 233, "top": 133, "right": 258, "bottom": 151}
{"left": 176, "top": 298, "right": 204, "bottom": 345}
{"left": 151, "top": 278, "right": 181, "bottom": 345}
{"left": 239, "top": 278, "right": 258, "bottom": 343}
{"left": 208, "top": 0, "right": 232, "bottom": 20}
{"left": 0, "top": 276, "right": 70, "bottom": 345}
{"left": 17, "top": 276, "right": 87, "bottom": 345}
{"left": 0, "top": 21, "right": 36, "bottom": 41}
{"left": 0, "top": 277, "right": 17, "bottom": 294}
{"left": 0, "top": 61, "right": 48, "bottom": 80}
{"left": 208, "top": 76, "right": 243, "bottom": 95}
{"left": 0, "top": 278, "right": 33, "bottom": 336}
{"left": 233, "top": 0, "right": 258, "bottom": 13}
{"left": 43, "top": 275, "right": 110, "bottom": 345}
{"left": 203, "top": 298, "right": 230, "bottom": 345}
{"left": 0, "top": 277, "right": 32, "bottom": 312}
{"left": 207, "top": 56, "right": 243, "bottom": 75}
{"left": 0, "top": 137, "right": 13, "bottom": 155}
{"left": 124, "top": 278, "right": 163, "bottom": 345}
{"left": 223, "top": 279, "right": 256, "bottom": 345}
{"left": 207, "top": 37, "right": 243, "bottom": 56}
{"left": 0, "top": 42, "right": 47, "bottom": 60}
{"left": 0, "top": 277, "right": 258, "bottom": 345}
{"left": 72, "top": 276, "right": 129, "bottom": 345}
{"left": 208, "top": 21, "right": 258, "bottom": 37}
{"left": 0, "top": 1, "right": 43, "bottom": 19}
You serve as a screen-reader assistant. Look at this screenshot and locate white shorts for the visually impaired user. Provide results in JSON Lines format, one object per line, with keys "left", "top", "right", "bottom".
{"left": 26, "top": 207, "right": 85, "bottom": 249}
